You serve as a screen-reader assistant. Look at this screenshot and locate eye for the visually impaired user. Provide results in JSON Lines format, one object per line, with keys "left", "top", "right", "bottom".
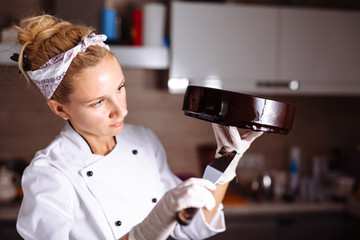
{"left": 91, "top": 99, "right": 103, "bottom": 107}
{"left": 116, "top": 83, "right": 126, "bottom": 93}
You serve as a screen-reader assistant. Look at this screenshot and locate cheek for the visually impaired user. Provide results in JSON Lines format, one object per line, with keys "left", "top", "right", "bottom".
{"left": 72, "top": 108, "right": 107, "bottom": 127}
{"left": 122, "top": 92, "right": 128, "bottom": 109}
{"left": 92, "top": 109, "right": 111, "bottom": 122}
{"left": 117, "top": 91, "right": 128, "bottom": 111}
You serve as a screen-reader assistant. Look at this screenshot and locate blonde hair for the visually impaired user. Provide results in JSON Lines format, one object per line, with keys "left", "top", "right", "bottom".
{"left": 15, "top": 14, "right": 112, "bottom": 103}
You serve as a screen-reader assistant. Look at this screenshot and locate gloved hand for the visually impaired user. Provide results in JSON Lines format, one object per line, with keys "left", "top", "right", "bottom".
{"left": 212, "top": 123, "right": 263, "bottom": 184}
{"left": 128, "top": 178, "right": 216, "bottom": 240}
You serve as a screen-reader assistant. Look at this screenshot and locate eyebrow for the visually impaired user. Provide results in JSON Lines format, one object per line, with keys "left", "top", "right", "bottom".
{"left": 85, "top": 78, "right": 126, "bottom": 104}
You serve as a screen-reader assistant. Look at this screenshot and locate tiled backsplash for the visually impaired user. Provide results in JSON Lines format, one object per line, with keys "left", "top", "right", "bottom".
{"left": 1, "top": 66, "right": 360, "bottom": 178}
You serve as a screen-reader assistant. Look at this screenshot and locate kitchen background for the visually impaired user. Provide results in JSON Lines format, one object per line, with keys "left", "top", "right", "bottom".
{"left": 0, "top": 0, "right": 360, "bottom": 239}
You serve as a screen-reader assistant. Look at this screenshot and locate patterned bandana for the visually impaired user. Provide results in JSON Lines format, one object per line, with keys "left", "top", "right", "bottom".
{"left": 27, "top": 33, "right": 110, "bottom": 99}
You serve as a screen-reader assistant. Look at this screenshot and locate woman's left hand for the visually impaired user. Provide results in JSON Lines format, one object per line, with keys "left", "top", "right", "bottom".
{"left": 212, "top": 123, "right": 263, "bottom": 184}
{"left": 128, "top": 178, "right": 216, "bottom": 240}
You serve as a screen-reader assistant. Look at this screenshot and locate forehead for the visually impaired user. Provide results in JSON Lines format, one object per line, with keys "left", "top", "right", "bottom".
{"left": 69, "top": 56, "right": 124, "bottom": 102}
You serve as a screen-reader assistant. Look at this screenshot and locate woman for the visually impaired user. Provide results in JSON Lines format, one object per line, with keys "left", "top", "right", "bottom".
{"left": 13, "top": 14, "right": 262, "bottom": 240}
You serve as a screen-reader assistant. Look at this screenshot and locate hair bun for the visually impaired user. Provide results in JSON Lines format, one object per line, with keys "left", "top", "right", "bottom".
{"left": 15, "top": 14, "right": 93, "bottom": 71}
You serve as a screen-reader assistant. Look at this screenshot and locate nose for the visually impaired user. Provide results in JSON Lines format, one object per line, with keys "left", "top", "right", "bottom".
{"left": 109, "top": 97, "right": 127, "bottom": 119}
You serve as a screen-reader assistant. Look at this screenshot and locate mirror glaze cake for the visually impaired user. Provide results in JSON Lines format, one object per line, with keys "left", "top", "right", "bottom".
{"left": 182, "top": 86, "right": 295, "bottom": 135}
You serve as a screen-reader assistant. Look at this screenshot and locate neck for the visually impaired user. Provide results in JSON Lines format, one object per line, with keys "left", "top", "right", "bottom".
{"left": 86, "top": 135, "right": 116, "bottom": 155}
{"left": 68, "top": 121, "right": 116, "bottom": 155}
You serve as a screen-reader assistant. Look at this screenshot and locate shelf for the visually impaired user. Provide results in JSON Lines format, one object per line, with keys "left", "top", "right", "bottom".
{"left": 0, "top": 43, "right": 20, "bottom": 66}
{"left": 0, "top": 43, "right": 169, "bottom": 70}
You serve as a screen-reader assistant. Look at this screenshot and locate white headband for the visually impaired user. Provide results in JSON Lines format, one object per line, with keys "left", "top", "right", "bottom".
{"left": 27, "top": 33, "right": 110, "bottom": 99}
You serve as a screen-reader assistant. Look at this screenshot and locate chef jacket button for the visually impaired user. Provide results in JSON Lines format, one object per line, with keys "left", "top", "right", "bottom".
{"left": 132, "top": 149, "right": 138, "bottom": 155}
{"left": 86, "top": 171, "right": 93, "bottom": 177}
{"left": 115, "top": 220, "right": 122, "bottom": 227}
{"left": 152, "top": 198, "right": 157, "bottom": 203}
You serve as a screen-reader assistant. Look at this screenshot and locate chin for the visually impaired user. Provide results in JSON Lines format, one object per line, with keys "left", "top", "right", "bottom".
{"left": 112, "top": 125, "right": 124, "bottom": 136}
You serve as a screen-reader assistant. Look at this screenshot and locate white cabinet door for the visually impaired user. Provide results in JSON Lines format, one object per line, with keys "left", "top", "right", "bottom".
{"left": 170, "top": 2, "right": 279, "bottom": 93}
{"left": 278, "top": 8, "right": 360, "bottom": 95}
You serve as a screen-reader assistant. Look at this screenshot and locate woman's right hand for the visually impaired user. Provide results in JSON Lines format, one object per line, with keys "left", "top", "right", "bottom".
{"left": 128, "top": 178, "right": 216, "bottom": 240}
{"left": 212, "top": 123, "right": 263, "bottom": 184}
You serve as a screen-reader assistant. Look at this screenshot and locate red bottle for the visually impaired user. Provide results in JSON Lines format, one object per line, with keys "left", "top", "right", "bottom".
{"left": 132, "top": 9, "right": 142, "bottom": 46}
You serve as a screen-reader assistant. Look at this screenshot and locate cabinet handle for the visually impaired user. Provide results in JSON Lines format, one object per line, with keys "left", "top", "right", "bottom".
{"left": 256, "top": 80, "right": 299, "bottom": 91}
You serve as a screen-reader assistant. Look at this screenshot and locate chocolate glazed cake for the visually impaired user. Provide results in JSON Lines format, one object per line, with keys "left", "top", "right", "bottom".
{"left": 182, "top": 86, "right": 295, "bottom": 135}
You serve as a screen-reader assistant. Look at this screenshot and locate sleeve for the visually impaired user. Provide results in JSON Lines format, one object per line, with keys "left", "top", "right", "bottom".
{"left": 16, "top": 160, "right": 75, "bottom": 240}
{"left": 171, "top": 205, "right": 226, "bottom": 240}
{"left": 146, "top": 129, "right": 226, "bottom": 239}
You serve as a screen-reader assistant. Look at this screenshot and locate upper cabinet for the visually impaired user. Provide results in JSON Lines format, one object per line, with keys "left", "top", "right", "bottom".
{"left": 170, "top": 2, "right": 279, "bottom": 94}
{"left": 278, "top": 8, "right": 360, "bottom": 95}
{"left": 170, "top": 2, "right": 279, "bottom": 93}
{"left": 169, "top": 1, "right": 360, "bottom": 95}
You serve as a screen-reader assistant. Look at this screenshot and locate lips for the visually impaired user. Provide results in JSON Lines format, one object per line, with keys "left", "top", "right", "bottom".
{"left": 110, "top": 120, "right": 124, "bottom": 128}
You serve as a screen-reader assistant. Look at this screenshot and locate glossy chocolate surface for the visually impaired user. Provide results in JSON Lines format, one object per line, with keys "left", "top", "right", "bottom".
{"left": 182, "top": 86, "right": 295, "bottom": 134}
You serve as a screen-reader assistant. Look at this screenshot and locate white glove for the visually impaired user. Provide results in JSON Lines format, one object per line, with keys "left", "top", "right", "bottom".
{"left": 212, "top": 123, "right": 263, "bottom": 184}
{"left": 129, "top": 178, "right": 216, "bottom": 240}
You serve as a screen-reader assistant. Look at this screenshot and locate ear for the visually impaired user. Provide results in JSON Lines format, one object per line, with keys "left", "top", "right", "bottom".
{"left": 47, "top": 99, "right": 69, "bottom": 120}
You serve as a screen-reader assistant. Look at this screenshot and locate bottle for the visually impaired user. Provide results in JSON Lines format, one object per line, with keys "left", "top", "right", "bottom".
{"left": 289, "top": 146, "right": 301, "bottom": 196}
{"left": 102, "top": 8, "right": 118, "bottom": 42}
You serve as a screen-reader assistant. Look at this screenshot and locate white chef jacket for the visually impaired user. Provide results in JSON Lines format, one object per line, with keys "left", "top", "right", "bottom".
{"left": 17, "top": 123, "right": 225, "bottom": 240}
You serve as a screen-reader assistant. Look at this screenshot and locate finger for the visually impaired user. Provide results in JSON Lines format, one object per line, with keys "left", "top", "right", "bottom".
{"left": 182, "top": 178, "right": 216, "bottom": 191}
{"left": 212, "top": 123, "right": 232, "bottom": 140}
{"left": 200, "top": 189, "right": 216, "bottom": 211}
{"left": 197, "top": 178, "right": 217, "bottom": 191}
{"left": 228, "top": 126, "right": 241, "bottom": 149}
{"left": 186, "top": 185, "right": 216, "bottom": 210}
{"left": 212, "top": 124, "right": 238, "bottom": 153}
{"left": 242, "top": 131, "right": 263, "bottom": 143}
{"left": 212, "top": 123, "right": 231, "bottom": 144}
{"left": 175, "top": 179, "right": 216, "bottom": 211}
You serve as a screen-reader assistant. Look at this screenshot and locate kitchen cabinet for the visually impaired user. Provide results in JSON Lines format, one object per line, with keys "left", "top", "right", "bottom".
{"left": 169, "top": 1, "right": 360, "bottom": 95}
{"left": 170, "top": 1, "right": 279, "bottom": 94}
{"left": 208, "top": 211, "right": 345, "bottom": 240}
{"left": 276, "top": 212, "right": 344, "bottom": 240}
{"left": 110, "top": 46, "right": 169, "bottom": 69}
{"left": 0, "top": 220, "right": 22, "bottom": 240}
{"left": 0, "top": 43, "right": 169, "bottom": 70}
{"left": 277, "top": 8, "right": 360, "bottom": 95}
{"left": 211, "top": 214, "right": 278, "bottom": 240}
{"left": 0, "top": 203, "right": 22, "bottom": 240}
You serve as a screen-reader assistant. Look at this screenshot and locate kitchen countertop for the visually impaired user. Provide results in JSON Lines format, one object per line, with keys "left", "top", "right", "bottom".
{"left": 1, "top": 196, "right": 359, "bottom": 221}
{"left": 223, "top": 200, "right": 345, "bottom": 216}
{"left": 222, "top": 192, "right": 360, "bottom": 218}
